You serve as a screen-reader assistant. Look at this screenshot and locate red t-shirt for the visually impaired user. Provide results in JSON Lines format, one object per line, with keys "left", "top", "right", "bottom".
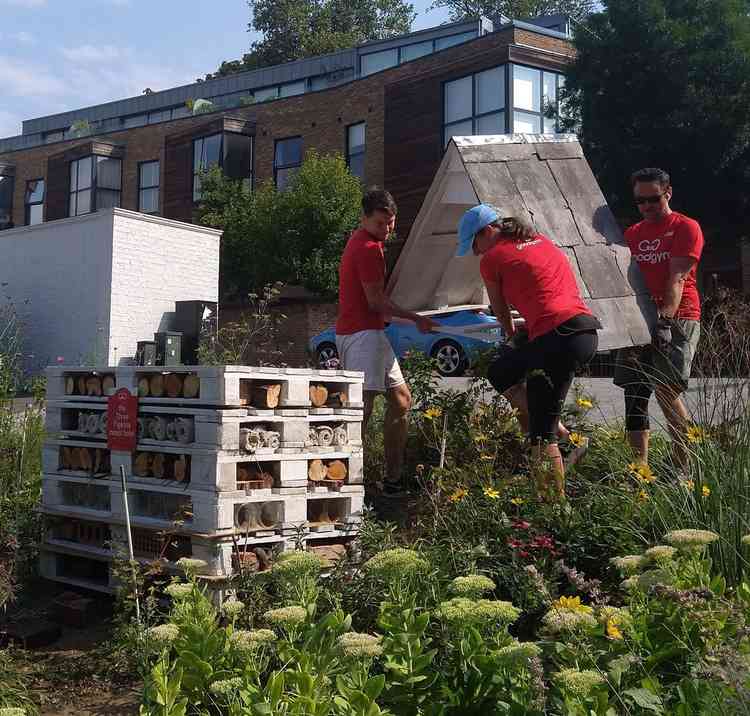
{"left": 480, "top": 234, "right": 592, "bottom": 341}
{"left": 336, "top": 228, "right": 386, "bottom": 335}
{"left": 624, "top": 212, "right": 704, "bottom": 320}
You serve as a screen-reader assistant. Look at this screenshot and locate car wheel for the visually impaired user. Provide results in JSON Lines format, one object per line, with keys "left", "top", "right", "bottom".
{"left": 316, "top": 342, "right": 338, "bottom": 368}
{"left": 431, "top": 340, "right": 466, "bottom": 377}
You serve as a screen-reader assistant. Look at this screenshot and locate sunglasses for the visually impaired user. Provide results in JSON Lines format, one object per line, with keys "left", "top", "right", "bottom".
{"left": 634, "top": 193, "right": 666, "bottom": 205}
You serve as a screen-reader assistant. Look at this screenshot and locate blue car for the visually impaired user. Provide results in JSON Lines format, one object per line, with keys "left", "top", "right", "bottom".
{"left": 309, "top": 305, "right": 506, "bottom": 377}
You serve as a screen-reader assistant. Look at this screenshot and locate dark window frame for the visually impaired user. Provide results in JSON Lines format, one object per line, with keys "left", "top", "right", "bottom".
{"left": 192, "top": 132, "right": 254, "bottom": 204}
{"left": 24, "top": 177, "right": 45, "bottom": 225}
{"left": 510, "top": 63, "right": 564, "bottom": 134}
{"left": 68, "top": 154, "right": 122, "bottom": 217}
{"left": 192, "top": 133, "right": 223, "bottom": 204}
{"left": 346, "top": 122, "right": 366, "bottom": 181}
{"left": 0, "top": 174, "right": 14, "bottom": 230}
{"left": 138, "top": 160, "right": 160, "bottom": 215}
{"left": 273, "top": 136, "right": 303, "bottom": 190}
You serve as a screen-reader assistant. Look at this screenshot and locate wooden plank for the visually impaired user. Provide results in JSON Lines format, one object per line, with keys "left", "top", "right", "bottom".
{"left": 585, "top": 298, "right": 632, "bottom": 352}
{"left": 458, "top": 143, "right": 537, "bottom": 164}
{"left": 559, "top": 247, "right": 591, "bottom": 299}
{"left": 574, "top": 245, "right": 633, "bottom": 299}
{"left": 465, "top": 162, "right": 532, "bottom": 223}
{"left": 547, "top": 158, "right": 623, "bottom": 246}
{"left": 432, "top": 203, "right": 468, "bottom": 235}
{"left": 610, "top": 240, "right": 651, "bottom": 296}
{"left": 532, "top": 141, "right": 584, "bottom": 160}
{"left": 505, "top": 159, "right": 583, "bottom": 246}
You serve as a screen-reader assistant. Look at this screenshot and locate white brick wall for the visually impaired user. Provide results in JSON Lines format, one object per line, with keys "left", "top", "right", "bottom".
{"left": 0, "top": 208, "right": 220, "bottom": 370}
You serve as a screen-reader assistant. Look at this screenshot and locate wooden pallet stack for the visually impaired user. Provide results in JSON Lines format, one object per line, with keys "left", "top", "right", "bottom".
{"left": 40, "top": 365, "right": 366, "bottom": 594}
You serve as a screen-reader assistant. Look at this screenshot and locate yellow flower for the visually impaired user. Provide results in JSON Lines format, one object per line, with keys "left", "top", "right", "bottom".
{"left": 686, "top": 425, "right": 706, "bottom": 444}
{"left": 576, "top": 398, "right": 594, "bottom": 410}
{"left": 683, "top": 480, "right": 695, "bottom": 491}
{"left": 473, "top": 434, "right": 489, "bottom": 443}
{"left": 483, "top": 486, "right": 500, "bottom": 499}
{"left": 569, "top": 432, "right": 586, "bottom": 447}
{"left": 606, "top": 619, "right": 624, "bottom": 640}
{"left": 552, "top": 595, "right": 593, "bottom": 614}
{"left": 510, "top": 497, "right": 525, "bottom": 506}
{"left": 449, "top": 487, "right": 468, "bottom": 503}
{"left": 637, "top": 489, "right": 649, "bottom": 503}
{"left": 702, "top": 485, "right": 711, "bottom": 497}
{"left": 424, "top": 407, "right": 442, "bottom": 420}
{"left": 480, "top": 454, "right": 494, "bottom": 461}
{"left": 629, "top": 463, "right": 655, "bottom": 484}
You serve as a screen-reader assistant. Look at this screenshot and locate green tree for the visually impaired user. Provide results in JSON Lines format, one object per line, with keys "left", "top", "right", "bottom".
{"left": 430, "top": 0, "right": 595, "bottom": 23}
{"left": 563, "top": 0, "right": 750, "bottom": 238}
{"left": 205, "top": 0, "right": 416, "bottom": 79}
{"left": 197, "top": 151, "right": 362, "bottom": 299}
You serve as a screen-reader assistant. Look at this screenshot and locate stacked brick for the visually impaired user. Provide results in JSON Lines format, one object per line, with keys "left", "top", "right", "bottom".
{"left": 40, "top": 365, "right": 365, "bottom": 593}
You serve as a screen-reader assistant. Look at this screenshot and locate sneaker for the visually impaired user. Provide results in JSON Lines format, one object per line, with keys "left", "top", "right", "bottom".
{"left": 564, "top": 437, "right": 590, "bottom": 469}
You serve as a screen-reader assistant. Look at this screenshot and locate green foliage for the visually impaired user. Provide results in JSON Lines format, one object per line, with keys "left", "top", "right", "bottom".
{"left": 205, "top": 0, "right": 415, "bottom": 79}
{"left": 0, "top": 648, "right": 38, "bottom": 714}
{"left": 430, "top": 0, "right": 595, "bottom": 23}
{"left": 565, "top": 0, "right": 750, "bottom": 239}
{"left": 197, "top": 151, "right": 362, "bottom": 299}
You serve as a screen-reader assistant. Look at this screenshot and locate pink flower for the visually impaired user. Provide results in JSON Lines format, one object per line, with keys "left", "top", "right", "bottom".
{"left": 519, "top": 551, "right": 530, "bottom": 559}
{"left": 513, "top": 520, "right": 531, "bottom": 530}
{"left": 56, "top": 356, "right": 65, "bottom": 363}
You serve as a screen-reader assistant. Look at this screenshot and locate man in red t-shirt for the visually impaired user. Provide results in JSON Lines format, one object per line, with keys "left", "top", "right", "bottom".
{"left": 614, "top": 167, "right": 704, "bottom": 470}
{"left": 336, "top": 189, "right": 438, "bottom": 496}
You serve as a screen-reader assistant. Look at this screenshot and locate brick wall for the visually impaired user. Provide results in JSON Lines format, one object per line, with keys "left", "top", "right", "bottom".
{"left": 220, "top": 299, "right": 338, "bottom": 368}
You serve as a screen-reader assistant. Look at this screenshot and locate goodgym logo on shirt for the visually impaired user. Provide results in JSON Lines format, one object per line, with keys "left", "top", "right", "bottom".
{"left": 515, "top": 239, "right": 543, "bottom": 251}
{"left": 634, "top": 234, "right": 671, "bottom": 265}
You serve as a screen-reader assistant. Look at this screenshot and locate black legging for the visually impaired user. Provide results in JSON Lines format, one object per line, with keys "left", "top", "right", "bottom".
{"left": 487, "top": 322, "right": 599, "bottom": 443}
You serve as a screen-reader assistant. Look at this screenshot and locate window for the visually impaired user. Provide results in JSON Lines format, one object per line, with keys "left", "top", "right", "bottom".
{"left": 148, "top": 110, "right": 172, "bottom": 124}
{"left": 0, "top": 175, "right": 13, "bottom": 230}
{"left": 280, "top": 81, "right": 306, "bottom": 97}
{"left": 435, "top": 31, "right": 476, "bottom": 51}
{"left": 443, "top": 66, "right": 506, "bottom": 147}
{"left": 361, "top": 49, "right": 398, "bottom": 76}
{"left": 122, "top": 114, "right": 147, "bottom": 129}
{"left": 511, "top": 65, "right": 565, "bottom": 134}
{"left": 44, "top": 131, "right": 64, "bottom": 144}
{"left": 401, "top": 40, "right": 433, "bottom": 62}
{"left": 192, "top": 133, "right": 254, "bottom": 202}
{"left": 254, "top": 86, "right": 278, "bottom": 102}
{"left": 138, "top": 161, "right": 160, "bottom": 214}
{"left": 274, "top": 137, "right": 302, "bottom": 191}
{"left": 69, "top": 155, "right": 122, "bottom": 217}
{"left": 192, "top": 133, "right": 222, "bottom": 202}
{"left": 346, "top": 123, "right": 365, "bottom": 181}
{"left": 25, "top": 179, "right": 44, "bottom": 225}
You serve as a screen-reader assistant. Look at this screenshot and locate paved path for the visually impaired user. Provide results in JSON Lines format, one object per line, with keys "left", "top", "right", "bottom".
{"left": 440, "top": 377, "right": 749, "bottom": 431}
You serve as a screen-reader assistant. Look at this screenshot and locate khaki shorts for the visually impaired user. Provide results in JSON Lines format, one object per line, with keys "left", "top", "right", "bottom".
{"left": 336, "top": 330, "right": 405, "bottom": 393}
{"left": 613, "top": 319, "right": 701, "bottom": 392}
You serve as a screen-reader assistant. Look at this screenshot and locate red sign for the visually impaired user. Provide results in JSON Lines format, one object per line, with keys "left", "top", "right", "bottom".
{"left": 107, "top": 388, "right": 138, "bottom": 452}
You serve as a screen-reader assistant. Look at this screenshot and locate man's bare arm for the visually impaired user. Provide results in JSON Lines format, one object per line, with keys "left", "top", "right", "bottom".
{"left": 485, "top": 279, "right": 514, "bottom": 337}
{"left": 362, "top": 281, "right": 440, "bottom": 333}
{"left": 660, "top": 256, "right": 696, "bottom": 317}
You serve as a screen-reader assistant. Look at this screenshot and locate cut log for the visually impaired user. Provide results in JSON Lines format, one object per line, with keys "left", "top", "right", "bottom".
{"left": 174, "top": 455, "right": 188, "bottom": 482}
{"left": 67, "top": 447, "right": 80, "bottom": 471}
{"left": 308, "top": 459, "right": 328, "bottom": 482}
{"left": 76, "top": 376, "right": 87, "bottom": 395}
{"left": 183, "top": 374, "right": 200, "bottom": 399}
{"left": 98, "top": 413, "right": 108, "bottom": 435}
{"left": 326, "top": 460, "right": 348, "bottom": 481}
{"left": 60, "top": 446, "right": 73, "bottom": 470}
{"left": 165, "top": 373, "right": 184, "bottom": 399}
{"left": 316, "top": 426, "right": 334, "bottom": 447}
{"left": 133, "top": 452, "right": 151, "bottom": 477}
{"left": 137, "top": 378, "right": 150, "bottom": 397}
{"left": 251, "top": 383, "right": 282, "bottom": 409}
{"left": 102, "top": 375, "right": 115, "bottom": 394}
{"left": 86, "top": 376, "right": 102, "bottom": 397}
{"left": 309, "top": 543, "right": 347, "bottom": 566}
{"left": 65, "top": 377, "right": 75, "bottom": 395}
{"left": 174, "top": 418, "right": 194, "bottom": 444}
{"left": 148, "top": 416, "right": 167, "bottom": 441}
{"left": 309, "top": 384, "right": 329, "bottom": 408}
{"left": 151, "top": 453, "right": 165, "bottom": 479}
{"left": 149, "top": 374, "right": 164, "bottom": 397}
{"left": 233, "top": 551, "right": 260, "bottom": 572}
{"left": 326, "top": 391, "right": 347, "bottom": 408}
{"left": 78, "top": 448, "right": 93, "bottom": 473}
{"left": 93, "top": 449, "right": 103, "bottom": 475}
{"left": 86, "top": 413, "right": 100, "bottom": 434}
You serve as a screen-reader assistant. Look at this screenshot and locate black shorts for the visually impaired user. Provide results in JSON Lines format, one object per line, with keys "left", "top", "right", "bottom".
{"left": 487, "top": 315, "right": 600, "bottom": 442}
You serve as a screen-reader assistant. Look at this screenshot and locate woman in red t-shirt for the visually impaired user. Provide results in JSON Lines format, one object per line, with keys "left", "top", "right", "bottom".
{"left": 457, "top": 204, "right": 601, "bottom": 499}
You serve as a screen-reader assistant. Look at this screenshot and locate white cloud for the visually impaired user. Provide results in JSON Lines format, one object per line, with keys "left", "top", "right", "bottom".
{"left": 61, "top": 44, "right": 127, "bottom": 63}
{"left": 0, "top": 0, "right": 46, "bottom": 7}
{"left": 0, "top": 109, "right": 25, "bottom": 138}
{"left": 0, "top": 55, "right": 67, "bottom": 97}
{"left": 12, "top": 31, "right": 36, "bottom": 44}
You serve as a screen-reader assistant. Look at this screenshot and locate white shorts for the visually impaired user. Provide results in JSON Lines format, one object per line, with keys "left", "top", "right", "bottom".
{"left": 335, "top": 330, "right": 405, "bottom": 393}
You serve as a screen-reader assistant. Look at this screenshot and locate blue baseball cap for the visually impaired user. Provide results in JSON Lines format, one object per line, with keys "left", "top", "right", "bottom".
{"left": 456, "top": 204, "right": 500, "bottom": 257}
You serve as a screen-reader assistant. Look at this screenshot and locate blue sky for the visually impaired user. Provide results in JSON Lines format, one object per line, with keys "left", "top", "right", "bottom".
{"left": 0, "top": 0, "right": 451, "bottom": 139}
